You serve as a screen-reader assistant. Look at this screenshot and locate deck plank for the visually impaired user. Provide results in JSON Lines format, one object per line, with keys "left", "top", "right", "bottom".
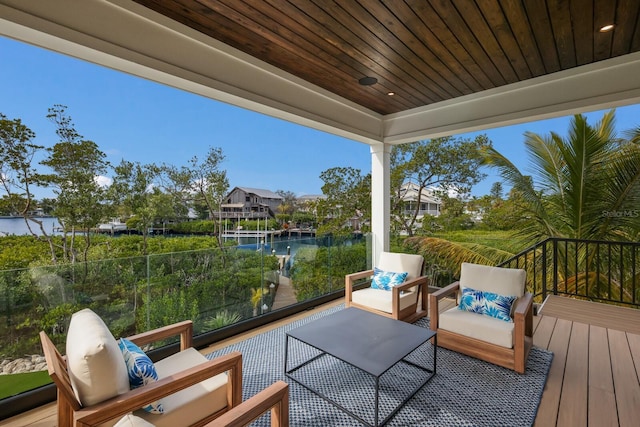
{"left": 588, "top": 325, "right": 618, "bottom": 427}
{"left": 0, "top": 402, "right": 56, "bottom": 427}
{"left": 532, "top": 314, "right": 556, "bottom": 349}
{"left": 608, "top": 329, "right": 640, "bottom": 427}
{"left": 533, "top": 318, "right": 572, "bottom": 427}
{"left": 628, "top": 332, "right": 640, "bottom": 379}
{"left": 540, "top": 295, "right": 640, "bottom": 334}
{"left": 557, "top": 322, "right": 588, "bottom": 426}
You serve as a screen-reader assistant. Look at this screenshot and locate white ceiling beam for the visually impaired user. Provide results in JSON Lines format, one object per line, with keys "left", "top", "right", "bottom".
{"left": 383, "top": 52, "right": 640, "bottom": 144}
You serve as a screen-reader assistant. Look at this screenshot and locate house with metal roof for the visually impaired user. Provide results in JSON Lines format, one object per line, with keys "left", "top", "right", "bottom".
{"left": 221, "top": 187, "right": 283, "bottom": 219}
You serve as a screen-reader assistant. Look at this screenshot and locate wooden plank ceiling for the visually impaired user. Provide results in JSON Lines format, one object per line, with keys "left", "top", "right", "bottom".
{"left": 133, "top": 1, "right": 640, "bottom": 116}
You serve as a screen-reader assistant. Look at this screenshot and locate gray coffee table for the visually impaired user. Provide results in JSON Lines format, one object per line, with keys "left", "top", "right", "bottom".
{"left": 284, "top": 307, "right": 436, "bottom": 426}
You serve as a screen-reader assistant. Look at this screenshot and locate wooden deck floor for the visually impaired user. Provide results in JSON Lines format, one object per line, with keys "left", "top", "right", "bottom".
{"left": 3, "top": 297, "right": 640, "bottom": 427}
{"left": 532, "top": 296, "right": 640, "bottom": 427}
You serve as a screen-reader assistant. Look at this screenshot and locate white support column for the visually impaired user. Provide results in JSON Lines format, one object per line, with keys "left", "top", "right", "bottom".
{"left": 370, "top": 143, "right": 390, "bottom": 266}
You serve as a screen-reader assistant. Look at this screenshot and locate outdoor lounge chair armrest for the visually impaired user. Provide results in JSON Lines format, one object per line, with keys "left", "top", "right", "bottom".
{"left": 345, "top": 269, "right": 374, "bottom": 284}
{"left": 430, "top": 281, "right": 460, "bottom": 301}
{"left": 127, "top": 320, "right": 193, "bottom": 350}
{"left": 74, "top": 351, "right": 243, "bottom": 427}
{"left": 513, "top": 292, "right": 533, "bottom": 321}
{"left": 393, "top": 275, "right": 429, "bottom": 292}
{"left": 209, "top": 380, "right": 289, "bottom": 427}
{"left": 429, "top": 282, "right": 460, "bottom": 331}
{"left": 345, "top": 269, "right": 374, "bottom": 293}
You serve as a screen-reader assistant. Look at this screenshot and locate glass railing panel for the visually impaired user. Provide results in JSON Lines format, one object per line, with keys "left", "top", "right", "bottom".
{"left": 288, "top": 235, "right": 368, "bottom": 302}
{"left": 0, "top": 235, "right": 370, "bottom": 404}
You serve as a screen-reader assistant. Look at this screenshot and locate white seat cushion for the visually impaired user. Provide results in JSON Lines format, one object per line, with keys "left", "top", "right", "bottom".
{"left": 439, "top": 307, "right": 515, "bottom": 348}
{"left": 132, "top": 348, "right": 229, "bottom": 427}
{"left": 66, "top": 309, "right": 129, "bottom": 406}
{"left": 352, "top": 287, "right": 418, "bottom": 313}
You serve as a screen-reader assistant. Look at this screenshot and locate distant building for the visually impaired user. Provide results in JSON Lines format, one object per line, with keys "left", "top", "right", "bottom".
{"left": 220, "top": 187, "right": 283, "bottom": 219}
{"left": 399, "top": 182, "right": 441, "bottom": 218}
{"left": 296, "top": 194, "right": 326, "bottom": 213}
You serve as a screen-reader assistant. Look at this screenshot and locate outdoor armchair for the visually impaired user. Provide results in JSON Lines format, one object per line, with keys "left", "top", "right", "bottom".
{"left": 345, "top": 251, "right": 429, "bottom": 323}
{"left": 40, "top": 308, "right": 289, "bottom": 427}
{"left": 429, "top": 262, "right": 533, "bottom": 373}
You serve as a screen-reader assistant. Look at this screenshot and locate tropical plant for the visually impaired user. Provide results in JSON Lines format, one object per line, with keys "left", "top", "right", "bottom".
{"left": 479, "top": 110, "right": 640, "bottom": 299}
{"left": 204, "top": 310, "right": 242, "bottom": 330}
{"left": 404, "top": 111, "right": 640, "bottom": 295}
{"left": 250, "top": 287, "right": 268, "bottom": 316}
{"left": 483, "top": 110, "right": 640, "bottom": 243}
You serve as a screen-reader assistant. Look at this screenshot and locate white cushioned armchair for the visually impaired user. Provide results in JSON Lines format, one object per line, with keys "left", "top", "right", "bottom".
{"left": 345, "top": 251, "right": 429, "bottom": 323}
{"left": 40, "top": 309, "right": 289, "bottom": 427}
{"left": 429, "top": 262, "right": 533, "bottom": 373}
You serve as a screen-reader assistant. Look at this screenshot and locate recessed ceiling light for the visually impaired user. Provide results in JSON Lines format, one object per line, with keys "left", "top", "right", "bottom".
{"left": 358, "top": 76, "right": 378, "bottom": 86}
{"left": 387, "top": 92, "right": 395, "bottom": 96}
{"left": 599, "top": 24, "right": 615, "bottom": 32}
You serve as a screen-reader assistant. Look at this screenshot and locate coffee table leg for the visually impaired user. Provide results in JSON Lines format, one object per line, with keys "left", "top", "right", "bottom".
{"left": 284, "top": 334, "right": 290, "bottom": 374}
{"left": 375, "top": 376, "right": 380, "bottom": 426}
{"left": 433, "top": 334, "right": 437, "bottom": 374}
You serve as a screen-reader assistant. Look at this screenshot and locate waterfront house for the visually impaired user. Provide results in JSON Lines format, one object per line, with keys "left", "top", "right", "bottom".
{"left": 220, "top": 187, "right": 283, "bottom": 220}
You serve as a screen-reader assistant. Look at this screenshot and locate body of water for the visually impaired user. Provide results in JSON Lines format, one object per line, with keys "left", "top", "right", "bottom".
{"left": 0, "top": 218, "right": 320, "bottom": 258}
{"left": 0, "top": 217, "right": 60, "bottom": 236}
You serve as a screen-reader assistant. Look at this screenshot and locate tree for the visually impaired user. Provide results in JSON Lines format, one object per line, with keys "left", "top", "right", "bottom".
{"left": 468, "top": 182, "right": 521, "bottom": 231}
{"left": 108, "top": 160, "right": 158, "bottom": 254}
{"left": 431, "top": 195, "right": 474, "bottom": 232}
{"left": 391, "top": 135, "right": 490, "bottom": 235}
{"left": 0, "top": 112, "right": 59, "bottom": 261}
{"left": 405, "top": 111, "right": 640, "bottom": 289}
{"left": 184, "top": 147, "right": 229, "bottom": 249}
{"left": 490, "top": 182, "right": 503, "bottom": 200}
{"left": 316, "top": 167, "right": 370, "bottom": 236}
{"left": 275, "top": 190, "right": 296, "bottom": 225}
{"left": 41, "top": 105, "right": 110, "bottom": 263}
{"left": 155, "top": 163, "right": 193, "bottom": 220}
{"left": 483, "top": 110, "right": 640, "bottom": 243}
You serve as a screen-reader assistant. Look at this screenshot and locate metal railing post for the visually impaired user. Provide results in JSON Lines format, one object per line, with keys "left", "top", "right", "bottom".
{"left": 541, "top": 241, "right": 547, "bottom": 300}
{"left": 552, "top": 238, "right": 558, "bottom": 296}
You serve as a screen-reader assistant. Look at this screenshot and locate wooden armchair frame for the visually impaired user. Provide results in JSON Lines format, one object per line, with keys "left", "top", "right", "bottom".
{"left": 429, "top": 281, "right": 534, "bottom": 373}
{"left": 41, "top": 320, "right": 289, "bottom": 427}
{"left": 210, "top": 380, "right": 289, "bottom": 427}
{"left": 345, "top": 269, "right": 429, "bottom": 323}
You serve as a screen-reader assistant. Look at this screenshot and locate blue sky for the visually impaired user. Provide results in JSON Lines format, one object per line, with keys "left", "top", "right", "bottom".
{"left": 2, "top": 36, "right": 639, "bottom": 199}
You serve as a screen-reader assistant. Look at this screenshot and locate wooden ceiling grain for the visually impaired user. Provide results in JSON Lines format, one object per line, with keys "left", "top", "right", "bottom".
{"left": 132, "top": 0, "right": 640, "bottom": 115}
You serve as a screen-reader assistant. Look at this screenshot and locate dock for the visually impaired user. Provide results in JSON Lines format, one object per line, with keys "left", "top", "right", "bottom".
{"left": 221, "top": 228, "right": 316, "bottom": 239}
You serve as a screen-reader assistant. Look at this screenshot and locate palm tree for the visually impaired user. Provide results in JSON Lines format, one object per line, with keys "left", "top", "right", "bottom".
{"left": 405, "top": 110, "right": 640, "bottom": 298}
{"left": 483, "top": 110, "right": 640, "bottom": 243}
{"left": 479, "top": 110, "right": 640, "bottom": 299}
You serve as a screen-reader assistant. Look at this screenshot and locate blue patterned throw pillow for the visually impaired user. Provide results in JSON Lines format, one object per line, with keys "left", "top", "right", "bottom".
{"left": 482, "top": 290, "right": 518, "bottom": 322}
{"left": 371, "top": 267, "right": 408, "bottom": 291}
{"left": 458, "top": 287, "right": 485, "bottom": 314}
{"left": 458, "top": 287, "right": 517, "bottom": 322}
{"left": 118, "top": 338, "right": 164, "bottom": 414}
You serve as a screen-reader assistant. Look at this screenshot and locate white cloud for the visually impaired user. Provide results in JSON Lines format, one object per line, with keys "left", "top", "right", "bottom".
{"left": 94, "top": 175, "right": 112, "bottom": 188}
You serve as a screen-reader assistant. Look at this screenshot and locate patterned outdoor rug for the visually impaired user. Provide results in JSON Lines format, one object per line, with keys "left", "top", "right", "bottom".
{"left": 206, "top": 305, "right": 553, "bottom": 426}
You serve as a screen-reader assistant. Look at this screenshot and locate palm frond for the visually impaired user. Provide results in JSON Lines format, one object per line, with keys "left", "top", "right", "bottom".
{"left": 481, "top": 145, "right": 555, "bottom": 241}
{"left": 523, "top": 131, "right": 566, "bottom": 198}
{"left": 623, "top": 126, "right": 640, "bottom": 144}
{"left": 404, "top": 236, "right": 514, "bottom": 277}
{"left": 595, "top": 142, "right": 640, "bottom": 239}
